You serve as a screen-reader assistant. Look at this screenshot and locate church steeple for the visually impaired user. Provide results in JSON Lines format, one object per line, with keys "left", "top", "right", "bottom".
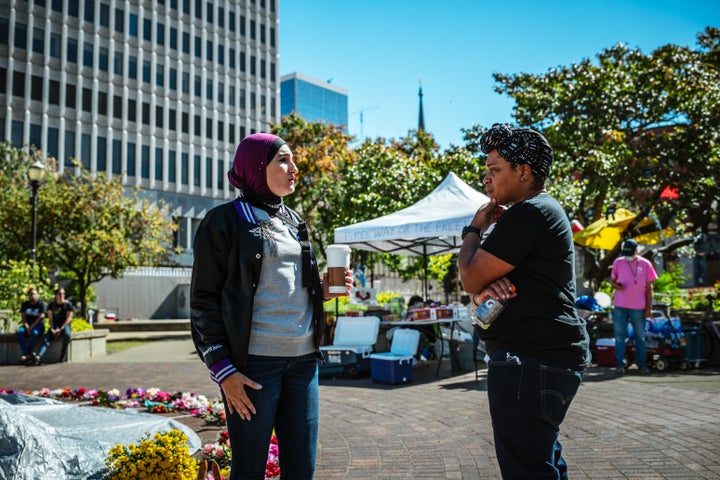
{"left": 418, "top": 81, "right": 425, "bottom": 132}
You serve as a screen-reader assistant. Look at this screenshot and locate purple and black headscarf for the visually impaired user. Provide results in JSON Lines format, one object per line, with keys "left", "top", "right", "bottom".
{"left": 227, "top": 133, "right": 287, "bottom": 203}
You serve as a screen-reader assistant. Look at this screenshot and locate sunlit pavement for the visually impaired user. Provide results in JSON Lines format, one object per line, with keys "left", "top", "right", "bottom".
{"left": 2, "top": 336, "right": 720, "bottom": 479}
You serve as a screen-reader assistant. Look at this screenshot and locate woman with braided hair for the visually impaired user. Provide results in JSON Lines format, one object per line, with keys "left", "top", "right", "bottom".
{"left": 458, "top": 123, "right": 590, "bottom": 479}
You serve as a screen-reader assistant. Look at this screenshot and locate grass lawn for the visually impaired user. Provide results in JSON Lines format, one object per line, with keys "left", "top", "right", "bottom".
{"left": 106, "top": 339, "right": 154, "bottom": 355}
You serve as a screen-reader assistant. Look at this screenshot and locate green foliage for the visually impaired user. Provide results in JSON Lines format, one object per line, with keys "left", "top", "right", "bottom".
{"left": 0, "top": 259, "right": 51, "bottom": 325}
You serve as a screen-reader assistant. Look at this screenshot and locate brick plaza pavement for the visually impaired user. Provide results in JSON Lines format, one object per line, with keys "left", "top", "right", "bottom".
{"left": 2, "top": 335, "right": 720, "bottom": 479}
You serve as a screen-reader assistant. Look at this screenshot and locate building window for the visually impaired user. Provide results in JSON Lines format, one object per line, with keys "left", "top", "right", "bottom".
{"left": 129, "top": 56, "right": 137, "bottom": 78}
{"left": 240, "top": 88, "right": 246, "bottom": 109}
{"left": 270, "top": 62, "right": 275, "bottom": 82}
{"left": 100, "top": 3, "right": 110, "bottom": 27}
{"left": 218, "top": 6, "right": 224, "bottom": 27}
{"left": 66, "top": 83, "right": 76, "bottom": 109}
{"left": 250, "top": 20, "right": 256, "bottom": 40}
{"left": 143, "top": 60, "right": 151, "bottom": 83}
{"left": 194, "top": 75, "right": 201, "bottom": 96}
{"left": 82, "top": 87, "right": 93, "bottom": 112}
{"left": 181, "top": 152, "right": 189, "bottom": 184}
{"left": 127, "top": 142, "right": 136, "bottom": 175}
{"left": 182, "top": 112, "right": 189, "bottom": 133}
{"left": 128, "top": 98, "right": 136, "bottom": 122}
{"left": 31, "top": 75, "right": 43, "bottom": 102}
{"left": 113, "top": 95, "right": 122, "bottom": 118}
{"left": 229, "top": 123, "right": 235, "bottom": 144}
{"left": 206, "top": 40, "right": 213, "bottom": 61}
{"left": 83, "top": 42, "right": 93, "bottom": 67}
{"left": 169, "top": 109, "right": 176, "bottom": 131}
{"left": 217, "top": 120, "right": 224, "bottom": 141}
{"left": 98, "top": 91, "right": 108, "bottom": 116}
{"left": 250, "top": 56, "right": 256, "bottom": 76}
{"left": 240, "top": 52, "right": 245, "bottom": 72}
{"left": 183, "top": 0, "right": 190, "bottom": 14}
{"left": 67, "top": 38, "right": 78, "bottom": 63}
{"left": 182, "top": 72, "right": 189, "bottom": 93}
{"left": 129, "top": 13, "right": 138, "bottom": 36}
{"left": 114, "top": 51, "right": 123, "bottom": 75}
{"left": 229, "top": 85, "right": 235, "bottom": 106}
{"left": 229, "top": 11, "right": 235, "bottom": 31}
{"left": 240, "top": 16, "right": 245, "bottom": 36}
{"left": 15, "top": 23, "right": 27, "bottom": 50}
{"left": 206, "top": 79, "right": 212, "bottom": 100}
{"left": 260, "top": 24, "right": 265, "bottom": 44}
{"left": 32, "top": 27, "right": 44, "bottom": 54}
{"left": 205, "top": 157, "right": 212, "bottom": 188}
{"left": 142, "top": 102, "right": 150, "bottom": 124}
{"left": 143, "top": 19, "right": 151, "bottom": 41}
{"left": 99, "top": 47, "right": 109, "bottom": 71}
{"left": 81, "top": 133, "right": 91, "bottom": 169}
{"left": 141, "top": 145, "right": 150, "bottom": 178}
{"left": 30, "top": 123, "right": 41, "bottom": 149}
{"left": 13, "top": 71, "right": 25, "bottom": 97}
{"left": 169, "top": 150, "right": 176, "bottom": 182}
{"left": 155, "top": 147, "right": 163, "bottom": 180}
{"left": 195, "top": 0, "right": 201, "bottom": 18}
{"left": 170, "top": 27, "right": 177, "bottom": 49}
{"left": 194, "top": 36, "right": 201, "bottom": 57}
{"left": 115, "top": 8, "right": 124, "bottom": 32}
{"left": 50, "top": 33, "right": 61, "bottom": 58}
{"left": 11, "top": 120, "right": 23, "bottom": 148}
{"left": 270, "top": 27, "right": 275, "bottom": 48}
{"left": 49, "top": 79, "right": 60, "bottom": 104}
{"left": 0, "top": 18, "right": 9, "bottom": 45}
{"left": 157, "top": 23, "right": 165, "bottom": 46}
{"left": 64, "top": 130, "right": 75, "bottom": 166}
{"left": 251, "top": 91, "right": 256, "bottom": 111}
{"left": 218, "top": 82, "right": 224, "bottom": 103}
{"left": 206, "top": 118, "right": 212, "bottom": 138}
{"left": 84, "top": 0, "right": 95, "bottom": 23}
{"left": 97, "top": 136, "right": 107, "bottom": 172}
{"left": 48, "top": 127, "right": 59, "bottom": 160}
{"left": 182, "top": 32, "right": 189, "bottom": 53}
{"left": 260, "top": 59, "right": 266, "bottom": 79}
{"left": 229, "top": 47, "right": 235, "bottom": 68}
{"left": 156, "top": 64, "right": 164, "bottom": 87}
{"left": 69, "top": 0, "right": 79, "bottom": 17}
{"left": 169, "top": 67, "right": 177, "bottom": 89}
{"left": 218, "top": 44, "right": 224, "bottom": 65}
{"left": 52, "top": 0, "right": 63, "bottom": 13}
{"left": 216, "top": 158, "right": 223, "bottom": 189}
{"left": 207, "top": 2, "right": 213, "bottom": 22}
{"left": 193, "top": 155, "right": 201, "bottom": 186}
{"left": 156, "top": 105, "right": 163, "bottom": 127}
{"left": 194, "top": 114, "right": 201, "bottom": 136}
{"left": 112, "top": 139, "right": 122, "bottom": 174}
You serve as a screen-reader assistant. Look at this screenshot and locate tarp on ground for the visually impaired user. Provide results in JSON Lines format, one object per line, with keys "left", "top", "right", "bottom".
{"left": 334, "top": 172, "right": 490, "bottom": 257}
{"left": 0, "top": 393, "right": 201, "bottom": 480}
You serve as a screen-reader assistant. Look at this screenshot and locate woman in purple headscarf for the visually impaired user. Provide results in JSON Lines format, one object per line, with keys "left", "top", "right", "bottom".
{"left": 191, "top": 133, "right": 353, "bottom": 479}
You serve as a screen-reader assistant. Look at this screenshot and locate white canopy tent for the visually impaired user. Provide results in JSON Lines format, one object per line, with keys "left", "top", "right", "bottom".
{"left": 334, "top": 172, "right": 490, "bottom": 298}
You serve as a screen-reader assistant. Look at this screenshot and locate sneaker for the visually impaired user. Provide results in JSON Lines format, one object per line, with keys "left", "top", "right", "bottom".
{"left": 19, "top": 355, "right": 28, "bottom": 364}
{"left": 31, "top": 353, "right": 41, "bottom": 366}
{"left": 615, "top": 367, "right": 625, "bottom": 375}
{"left": 639, "top": 368, "right": 650, "bottom": 374}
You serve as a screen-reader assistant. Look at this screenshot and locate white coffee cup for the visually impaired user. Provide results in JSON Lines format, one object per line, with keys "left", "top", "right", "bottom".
{"left": 326, "top": 244, "right": 351, "bottom": 294}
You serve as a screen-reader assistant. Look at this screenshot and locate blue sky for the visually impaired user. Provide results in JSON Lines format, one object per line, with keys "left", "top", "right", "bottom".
{"left": 279, "top": 0, "right": 719, "bottom": 150}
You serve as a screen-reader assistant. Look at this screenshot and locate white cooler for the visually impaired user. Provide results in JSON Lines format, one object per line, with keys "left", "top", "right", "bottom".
{"left": 370, "top": 328, "right": 421, "bottom": 384}
{"left": 319, "top": 316, "right": 380, "bottom": 379}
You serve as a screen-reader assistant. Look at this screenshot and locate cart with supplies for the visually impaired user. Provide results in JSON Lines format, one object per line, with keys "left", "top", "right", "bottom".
{"left": 641, "top": 310, "right": 690, "bottom": 372}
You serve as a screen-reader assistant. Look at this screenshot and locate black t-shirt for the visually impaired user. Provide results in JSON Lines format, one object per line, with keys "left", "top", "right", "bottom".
{"left": 479, "top": 193, "right": 591, "bottom": 368}
{"left": 48, "top": 300, "right": 74, "bottom": 329}
{"left": 21, "top": 300, "right": 47, "bottom": 325}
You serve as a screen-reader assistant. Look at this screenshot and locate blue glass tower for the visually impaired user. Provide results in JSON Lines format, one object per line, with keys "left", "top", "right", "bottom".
{"left": 280, "top": 72, "right": 348, "bottom": 131}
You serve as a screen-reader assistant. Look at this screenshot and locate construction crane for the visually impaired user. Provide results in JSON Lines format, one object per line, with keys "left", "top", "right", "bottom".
{"left": 349, "top": 105, "right": 379, "bottom": 141}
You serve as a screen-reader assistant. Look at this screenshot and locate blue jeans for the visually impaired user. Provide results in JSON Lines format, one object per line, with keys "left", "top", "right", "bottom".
{"left": 224, "top": 353, "right": 319, "bottom": 480}
{"left": 37, "top": 325, "right": 72, "bottom": 361}
{"left": 16, "top": 324, "right": 45, "bottom": 356}
{"left": 613, "top": 307, "right": 646, "bottom": 369}
{"left": 487, "top": 349, "right": 583, "bottom": 479}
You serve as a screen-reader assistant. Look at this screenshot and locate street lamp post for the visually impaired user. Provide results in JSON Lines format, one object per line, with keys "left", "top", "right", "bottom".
{"left": 27, "top": 160, "right": 46, "bottom": 264}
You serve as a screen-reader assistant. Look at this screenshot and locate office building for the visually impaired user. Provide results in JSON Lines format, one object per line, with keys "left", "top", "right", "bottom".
{"left": 0, "top": 0, "right": 279, "bottom": 266}
{"left": 280, "top": 72, "right": 348, "bottom": 131}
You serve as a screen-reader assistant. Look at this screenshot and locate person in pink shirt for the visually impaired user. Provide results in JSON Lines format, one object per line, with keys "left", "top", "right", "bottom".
{"left": 610, "top": 239, "right": 658, "bottom": 374}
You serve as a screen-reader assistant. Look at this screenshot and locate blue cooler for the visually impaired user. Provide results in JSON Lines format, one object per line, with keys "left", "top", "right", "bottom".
{"left": 320, "top": 316, "right": 380, "bottom": 379}
{"left": 370, "top": 329, "right": 421, "bottom": 384}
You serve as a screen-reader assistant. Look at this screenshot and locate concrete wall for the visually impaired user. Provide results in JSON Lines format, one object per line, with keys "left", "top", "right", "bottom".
{"left": 94, "top": 268, "right": 191, "bottom": 320}
{"left": 0, "top": 329, "right": 108, "bottom": 365}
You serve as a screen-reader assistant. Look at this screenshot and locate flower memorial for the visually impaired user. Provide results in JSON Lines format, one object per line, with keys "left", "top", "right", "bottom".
{"left": 0, "top": 387, "right": 281, "bottom": 480}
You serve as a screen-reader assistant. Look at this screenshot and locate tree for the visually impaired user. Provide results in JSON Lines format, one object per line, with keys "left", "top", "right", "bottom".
{"left": 37, "top": 166, "right": 176, "bottom": 318}
{"left": 465, "top": 27, "right": 720, "bottom": 288}
{"left": 0, "top": 144, "right": 176, "bottom": 319}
